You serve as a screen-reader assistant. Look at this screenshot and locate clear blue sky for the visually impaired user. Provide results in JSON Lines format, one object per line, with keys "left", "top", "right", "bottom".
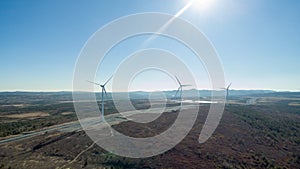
{"left": 0, "top": 0, "right": 299, "bottom": 91}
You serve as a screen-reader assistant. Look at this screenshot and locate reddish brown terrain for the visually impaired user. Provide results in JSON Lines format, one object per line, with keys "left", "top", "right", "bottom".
{"left": 0, "top": 92, "right": 300, "bottom": 168}
{"left": 0, "top": 107, "right": 299, "bottom": 168}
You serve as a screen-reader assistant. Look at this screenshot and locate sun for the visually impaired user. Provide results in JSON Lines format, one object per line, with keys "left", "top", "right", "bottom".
{"left": 189, "top": 0, "right": 215, "bottom": 11}
{"left": 175, "top": 0, "right": 215, "bottom": 18}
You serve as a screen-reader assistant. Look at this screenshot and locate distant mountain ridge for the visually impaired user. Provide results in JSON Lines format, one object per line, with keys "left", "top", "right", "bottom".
{"left": 0, "top": 89, "right": 277, "bottom": 99}
{"left": 2, "top": 90, "right": 300, "bottom": 105}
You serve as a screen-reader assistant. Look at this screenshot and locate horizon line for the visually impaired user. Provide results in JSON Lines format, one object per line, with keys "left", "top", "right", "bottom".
{"left": 0, "top": 89, "right": 299, "bottom": 93}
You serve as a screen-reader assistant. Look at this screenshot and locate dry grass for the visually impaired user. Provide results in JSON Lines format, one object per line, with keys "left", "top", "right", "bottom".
{"left": 0, "top": 112, "right": 49, "bottom": 119}
{"left": 61, "top": 112, "right": 74, "bottom": 115}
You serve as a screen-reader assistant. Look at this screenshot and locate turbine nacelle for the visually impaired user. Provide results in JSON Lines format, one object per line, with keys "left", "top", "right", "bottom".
{"left": 220, "top": 82, "right": 232, "bottom": 100}
{"left": 181, "top": 84, "right": 192, "bottom": 87}
{"left": 87, "top": 76, "right": 113, "bottom": 122}
{"left": 174, "top": 76, "right": 191, "bottom": 99}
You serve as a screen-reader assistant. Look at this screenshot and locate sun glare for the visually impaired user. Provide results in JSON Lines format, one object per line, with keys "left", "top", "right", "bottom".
{"left": 189, "top": 0, "right": 214, "bottom": 11}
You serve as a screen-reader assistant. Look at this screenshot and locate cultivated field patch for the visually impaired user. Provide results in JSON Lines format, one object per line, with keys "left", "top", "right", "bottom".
{"left": 0, "top": 112, "right": 49, "bottom": 119}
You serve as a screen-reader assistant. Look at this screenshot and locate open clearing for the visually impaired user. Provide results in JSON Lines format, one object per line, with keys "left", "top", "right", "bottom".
{"left": 0, "top": 112, "right": 49, "bottom": 119}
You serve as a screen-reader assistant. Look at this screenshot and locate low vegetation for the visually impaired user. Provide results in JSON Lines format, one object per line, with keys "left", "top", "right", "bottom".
{"left": 0, "top": 92, "right": 299, "bottom": 168}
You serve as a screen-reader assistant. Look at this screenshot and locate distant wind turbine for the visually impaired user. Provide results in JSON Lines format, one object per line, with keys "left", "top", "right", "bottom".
{"left": 221, "top": 83, "right": 232, "bottom": 100}
{"left": 87, "top": 76, "right": 113, "bottom": 122}
{"left": 174, "top": 76, "right": 191, "bottom": 101}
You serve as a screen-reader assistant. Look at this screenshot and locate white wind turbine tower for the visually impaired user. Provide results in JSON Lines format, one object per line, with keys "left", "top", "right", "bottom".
{"left": 87, "top": 76, "right": 113, "bottom": 122}
{"left": 174, "top": 76, "right": 191, "bottom": 102}
{"left": 221, "top": 83, "right": 232, "bottom": 101}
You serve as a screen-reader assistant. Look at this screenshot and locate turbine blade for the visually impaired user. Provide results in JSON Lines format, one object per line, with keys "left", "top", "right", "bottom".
{"left": 227, "top": 83, "right": 232, "bottom": 90}
{"left": 87, "top": 80, "right": 101, "bottom": 86}
{"left": 104, "top": 76, "right": 113, "bottom": 86}
{"left": 103, "top": 87, "right": 108, "bottom": 97}
{"left": 175, "top": 76, "right": 181, "bottom": 86}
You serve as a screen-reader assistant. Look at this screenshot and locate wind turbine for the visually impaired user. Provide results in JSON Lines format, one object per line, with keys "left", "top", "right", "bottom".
{"left": 87, "top": 76, "right": 113, "bottom": 122}
{"left": 221, "top": 83, "right": 232, "bottom": 100}
{"left": 174, "top": 76, "right": 191, "bottom": 101}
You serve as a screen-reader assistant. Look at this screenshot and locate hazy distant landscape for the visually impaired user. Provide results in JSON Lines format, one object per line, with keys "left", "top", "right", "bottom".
{"left": 0, "top": 91, "right": 299, "bottom": 168}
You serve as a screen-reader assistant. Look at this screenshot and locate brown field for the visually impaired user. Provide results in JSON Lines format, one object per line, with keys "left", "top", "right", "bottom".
{"left": 0, "top": 112, "right": 49, "bottom": 119}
